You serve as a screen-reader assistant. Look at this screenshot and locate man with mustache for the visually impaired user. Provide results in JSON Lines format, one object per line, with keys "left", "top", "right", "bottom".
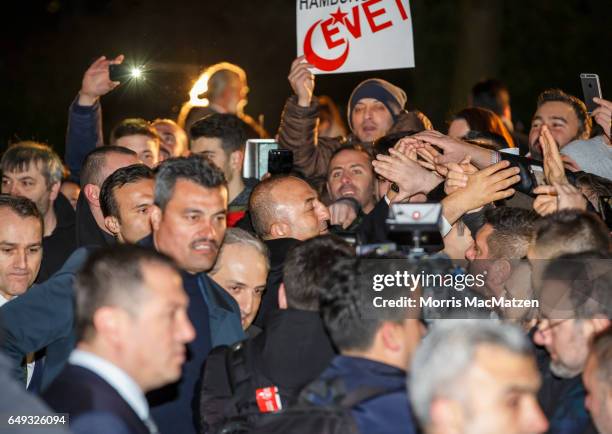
{"left": 1, "top": 156, "right": 243, "bottom": 434}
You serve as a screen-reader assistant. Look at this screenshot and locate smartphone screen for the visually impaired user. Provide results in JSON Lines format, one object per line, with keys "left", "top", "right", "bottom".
{"left": 268, "top": 149, "right": 293, "bottom": 175}
{"left": 580, "top": 73, "right": 602, "bottom": 114}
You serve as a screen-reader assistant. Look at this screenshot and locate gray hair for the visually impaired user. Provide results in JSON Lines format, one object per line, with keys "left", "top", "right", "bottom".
{"left": 409, "top": 320, "right": 532, "bottom": 427}
{"left": 210, "top": 228, "right": 269, "bottom": 275}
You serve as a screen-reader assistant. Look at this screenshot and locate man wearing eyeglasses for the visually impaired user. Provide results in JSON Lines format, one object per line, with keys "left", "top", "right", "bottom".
{"left": 534, "top": 251, "right": 611, "bottom": 434}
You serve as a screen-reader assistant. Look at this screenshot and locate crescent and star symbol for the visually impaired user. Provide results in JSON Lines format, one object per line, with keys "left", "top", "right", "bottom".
{"left": 303, "top": 7, "right": 350, "bottom": 72}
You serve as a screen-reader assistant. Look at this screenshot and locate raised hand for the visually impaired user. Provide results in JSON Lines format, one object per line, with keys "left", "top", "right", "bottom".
{"left": 288, "top": 56, "right": 315, "bottom": 107}
{"left": 78, "top": 55, "right": 124, "bottom": 106}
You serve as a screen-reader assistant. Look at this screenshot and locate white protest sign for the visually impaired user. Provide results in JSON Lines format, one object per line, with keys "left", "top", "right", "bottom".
{"left": 296, "top": 0, "right": 415, "bottom": 74}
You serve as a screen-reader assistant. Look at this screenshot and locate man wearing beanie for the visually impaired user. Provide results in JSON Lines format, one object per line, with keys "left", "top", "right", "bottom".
{"left": 277, "top": 56, "right": 432, "bottom": 180}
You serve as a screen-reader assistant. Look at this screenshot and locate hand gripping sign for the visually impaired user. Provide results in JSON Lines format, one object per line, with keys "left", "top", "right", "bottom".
{"left": 296, "top": 0, "right": 415, "bottom": 74}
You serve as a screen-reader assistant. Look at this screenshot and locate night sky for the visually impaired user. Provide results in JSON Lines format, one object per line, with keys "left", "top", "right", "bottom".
{"left": 1, "top": 0, "right": 610, "bottom": 155}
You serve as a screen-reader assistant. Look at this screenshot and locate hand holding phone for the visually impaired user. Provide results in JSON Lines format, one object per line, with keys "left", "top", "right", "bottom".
{"left": 580, "top": 73, "right": 602, "bottom": 114}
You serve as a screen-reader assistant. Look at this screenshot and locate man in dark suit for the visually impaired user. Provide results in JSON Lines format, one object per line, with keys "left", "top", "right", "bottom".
{"left": 43, "top": 245, "right": 195, "bottom": 434}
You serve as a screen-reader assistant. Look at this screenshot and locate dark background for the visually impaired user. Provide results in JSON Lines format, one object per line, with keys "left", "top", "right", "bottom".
{"left": 1, "top": 0, "right": 610, "bottom": 156}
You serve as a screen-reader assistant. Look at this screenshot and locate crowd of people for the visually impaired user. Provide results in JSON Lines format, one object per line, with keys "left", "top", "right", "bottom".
{"left": 0, "top": 53, "right": 611, "bottom": 434}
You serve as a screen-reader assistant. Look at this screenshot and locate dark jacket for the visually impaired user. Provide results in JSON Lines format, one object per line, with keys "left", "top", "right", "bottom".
{"left": 277, "top": 95, "right": 429, "bottom": 180}
{"left": 0, "top": 352, "right": 71, "bottom": 434}
{"left": 0, "top": 247, "right": 92, "bottom": 388}
{"left": 253, "top": 238, "right": 302, "bottom": 327}
{"left": 200, "top": 309, "right": 336, "bottom": 433}
{"left": 43, "top": 364, "right": 150, "bottom": 434}
{"left": 36, "top": 193, "right": 77, "bottom": 283}
{"left": 138, "top": 236, "right": 244, "bottom": 434}
{"left": 538, "top": 362, "right": 597, "bottom": 434}
{"left": 303, "top": 356, "right": 417, "bottom": 434}
{"left": 65, "top": 95, "right": 103, "bottom": 185}
{"left": 75, "top": 192, "right": 115, "bottom": 248}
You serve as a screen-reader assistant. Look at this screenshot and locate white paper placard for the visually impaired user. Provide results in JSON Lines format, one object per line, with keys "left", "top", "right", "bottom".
{"left": 296, "top": 0, "right": 415, "bottom": 74}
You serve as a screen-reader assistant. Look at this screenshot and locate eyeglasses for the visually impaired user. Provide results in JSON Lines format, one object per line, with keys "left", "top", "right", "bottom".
{"left": 535, "top": 317, "right": 570, "bottom": 333}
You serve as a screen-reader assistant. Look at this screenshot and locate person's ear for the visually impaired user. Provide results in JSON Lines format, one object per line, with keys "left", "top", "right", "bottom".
{"left": 150, "top": 205, "right": 162, "bottom": 231}
{"left": 269, "top": 222, "right": 290, "bottom": 238}
{"left": 278, "top": 283, "right": 288, "bottom": 309}
{"left": 380, "top": 322, "right": 402, "bottom": 352}
{"left": 49, "top": 181, "right": 61, "bottom": 202}
{"left": 104, "top": 216, "right": 121, "bottom": 237}
{"left": 489, "top": 259, "right": 512, "bottom": 286}
{"left": 92, "top": 306, "right": 125, "bottom": 346}
{"left": 83, "top": 184, "right": 101, "bottom": 208}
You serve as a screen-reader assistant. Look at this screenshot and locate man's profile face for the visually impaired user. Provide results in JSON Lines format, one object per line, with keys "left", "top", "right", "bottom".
{"left": 153, "top": 122, "right": 187, "bottom": 160}
{"left": 210, "top": 243, "right": 267, "bottom": 330}
{"left": 529, "top": 101, "right": 581, "bottom": 158}
{"left": 327, "top": 149, "right": 376, "bottom": 213}
{"left": 272, "top": 178, "right": 329, "bottom": 241}
{"left": 191, "top": 137, "right": 233, "bottom": 182}
{"left": 535, "top": 314, "right": 589, "bottom": 379}
{"left": 1, "top": 162, "right": 57, "bottom": 216}
{"left": 583, "top": 354, "right": 612, "bottom": 434}
{"left": 152, "top": 179, "right": 227, "bottom": 273}
{"left": 116, "top": 135, "right": 160, "bottom": 168}
{"left": 351, "top": 98, "right": 394, "bottom": 142}
{"left": 125, "top": 264, "right": 195, "bottom": 391}
{"left": 0, "top": 208, "right": 43, "bottom": 301}
{"left": 455, "top": 345, "right": 548, "bottom": 434}
{"left": 111, "top": 178, "right": 155, "bottom": 244}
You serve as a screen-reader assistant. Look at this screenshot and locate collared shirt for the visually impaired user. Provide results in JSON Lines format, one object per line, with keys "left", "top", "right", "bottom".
{"left": 69, "top": 349, "right": 149, "bottom": 422}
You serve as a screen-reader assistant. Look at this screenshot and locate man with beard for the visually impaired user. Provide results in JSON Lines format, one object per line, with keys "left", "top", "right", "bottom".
{"left": 190, "top": 114, "right": 257, "bottom": 226}
{"left": 534, "top": 251, "right": 611, "bottom": 434}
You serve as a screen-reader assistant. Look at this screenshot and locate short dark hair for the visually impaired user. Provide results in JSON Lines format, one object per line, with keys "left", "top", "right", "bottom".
{"left": 75, "top": 245, "right": 178, "bottom": 342}
{"left": 249, "top": 175, "right": 298, "bottom": 238}
{"left": 319, "top": 256, "right": 421, "bottom": 352}
{"left": 100, "top": 164, "right": 154, "bottom": 219}
{"left": 110, "top": 118, "right": 160, "bottom": 145}
{"left": 154, "top": 154, "right": 226, "bottom": 210}
{"left": 590, "top": 327, "right": 612, "bottom": 385}
{"left": 470, "top": 79, "right": 509, "bottom": 117}
{"left": 1, "top": 141, "right": 63, "bottom": 187}
{"left": 536, "top": 89, "right": 591, "bottom": 140}
{"left": 483, "top": 207, "right": 539, "bottom": 259}
{"left": 80, "top": 146, "right": 137, "bottom": 188}
{"left": 282, "top": 235, "right": 354, "bottom": 311}
{"left": 0, "top": 194, "right": 44, "bottom": 231}
{"left": 189, "top": 113, "right": 248, "bottom": 155}
{"left": 542, "top": 251, "right": 612, "bottom": 319}
{"left": 533, "top": 209, "right": 610, "bottom": 258}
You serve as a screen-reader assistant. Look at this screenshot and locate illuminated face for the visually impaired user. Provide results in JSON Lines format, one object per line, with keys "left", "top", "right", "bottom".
{"left": 210, "top": 244, "right": 267, "bottom": 330}
{"left": 583, "top": 354, "right": 612, "bottom": 434}
{"left": 106, "top": 178, "right": 155, "bottom": 244}
{"left": 124, "top": 264, "right": 195, "bottom": 391}
{"left": 529, "top": 101, "right": 582, "bottom": 158}
{"left": 152, "top": 180, "right": 227, "bottom": 274}
{"left": 327, "top": 149, "right": 376, "bottom": 214}
{"left": 0, "top": 208, "right": 43, "bottom": 301}
{"left": 153, "top": 122, "right": 188, "bottom": 160}
{"left": 271, "top": 178, "right": 329, "bottom": 241}
{"left": 116, "top": 135, "right": 160, "bottom": 168}
{"left": 2, "top": 162, "right": 57, "bottom": 216}
{"left": 448, "top": 345, "right": 548, "bottom": 434}
{"left": 351, "top": 98, "right": 394, "bottom": 142}
{"left": 191, "top": 137, "right": 233, "bottom": 181}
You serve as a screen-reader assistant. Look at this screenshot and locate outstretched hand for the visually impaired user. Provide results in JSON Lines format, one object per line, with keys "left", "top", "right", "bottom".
{"left": 78, "top": 55, "right": 124, "bottom": 106}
